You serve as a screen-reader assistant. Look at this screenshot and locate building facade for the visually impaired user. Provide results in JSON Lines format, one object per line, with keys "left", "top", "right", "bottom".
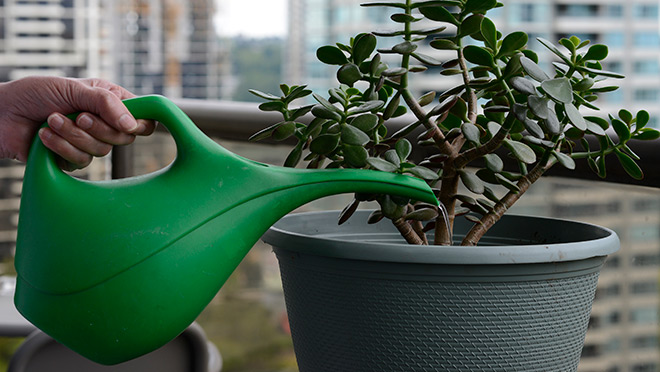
{"left": 0, "top": 0, "right": 220, "bottom": 259}
{"left": 287, "top": 0, "right": 660, "bottom": 127}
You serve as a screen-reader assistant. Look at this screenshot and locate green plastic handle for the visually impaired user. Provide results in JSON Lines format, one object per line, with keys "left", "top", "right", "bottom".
{"left": 15, "top": 95, "right": 438, "bottom": 365}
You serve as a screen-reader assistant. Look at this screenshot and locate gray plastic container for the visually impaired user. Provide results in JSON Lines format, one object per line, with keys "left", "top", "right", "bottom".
{"left": 263, "top": 211, "right": 619, "bottom": 372}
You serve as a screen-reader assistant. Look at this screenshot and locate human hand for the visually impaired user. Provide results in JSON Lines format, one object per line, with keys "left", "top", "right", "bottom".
{"left": 0, "top": 76, "right": 156, "bottom": 170}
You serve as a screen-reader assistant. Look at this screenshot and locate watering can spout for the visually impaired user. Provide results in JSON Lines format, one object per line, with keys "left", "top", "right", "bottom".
{"left": 15, "top": 95, "right": 437, "bottom": 365}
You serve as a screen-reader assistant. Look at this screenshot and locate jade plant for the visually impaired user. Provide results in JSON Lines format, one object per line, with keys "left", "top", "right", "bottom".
{"left": 249, "top": 0, "right": 660, "bottom": 246}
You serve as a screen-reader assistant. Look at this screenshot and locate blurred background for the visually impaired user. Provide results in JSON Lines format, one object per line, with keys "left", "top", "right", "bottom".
{"left": 0, "top": 1, "right": 659, "bottom": 371}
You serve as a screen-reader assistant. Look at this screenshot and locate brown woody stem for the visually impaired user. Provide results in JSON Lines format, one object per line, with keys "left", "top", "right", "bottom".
{"left": 393, "top": 218, "right": 425, "bottom": 245}
{"left": 460, "top": 160, "right": 552, "bottom": 246}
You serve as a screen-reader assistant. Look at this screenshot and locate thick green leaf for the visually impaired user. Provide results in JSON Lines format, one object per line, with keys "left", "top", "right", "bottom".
{"left": 337, "top": 63, "right": 362, "bottom": 86}
{"left": 259, "top": 101, "right": 285, "bottom": 112}
{"left": 249, "top": 122, "right": 279, "bottom": 141}
{"left": 636, "top": 110, "right": 650, "bottom": 129}
{"left": 495, "top": 173, "right": 520, "bottom": 192}
{"left": 290, "top": 104, "right": 315, "bottom": 121}
{"left": 618, "top": 109, "right": 633, "bottom": 124}
{"left": 615, "top": 150, "right": 643, "bottom": 180}
{"left": 350, "top": 113, "right": 379, "bottom": 132}
{"left": 464, "top": 0, "right": 497, "bottom": 14}
{"left": 343, "top": 145, "right": 368, "bottom": 167}
{"left": 383, "top": 149, "right": 401, "bottom": 166}
{"left": 611, "top": 118, "right": 631, "bottom": 142}
{"left": 408, "top": 165, "right": 439, "bottom": 180}
{"left": 312, "top": 104, "right": 342, "bottom": 121}
{"left": 528, "top": 95, "right": 549, "bottom": 119}
{"left": 273, "top": 121, "right": 297, "bottom": 140}
{"left": 459, "top": 14, "right": 483, "bottom": 37}
{"left": 537, "top": 37, "right": 572, "bottom": 65}
{"left": 395, "top": 139, "right": 412, "bottom": 161}
{"left": 520, "top": 56, "right": 550, "bottom": 82}
{"left": 390, "top": 13, "right": 419, "bottom": 23}
{"left": 476, "top": 168, "right": 498, "bottom": 184}
{"left": 411, "top": 52, "right": 444, "bottom": 66}
{"left": 504, "top": 139, "right": 536, "bottom": 164}
{"left": 348, "top": 100, "right": 385, "bottom": 115}
{"left": 541, "top": 78, "right": 573, "bottom": 104}
{"left": 419, "top": 6, "right": 457, "bottom": 24}
{"left": 499, "top": 31, "right": 528, "bottom": 56}
{"left": 583, "top": 44, "right": 608, "bottom": 61}
{"left": 524, "top": 118, "right": 544, "bottom": 138}
{"left": 552, "top": 151, "right": 576, "bottom": 170}
{"left": 342, "top": 124, "right": 370, "bottom": 146}
{"left": 353, "top": 33, "right": 377, "bottom": 65}
{"left": 317, "top": 45, "right": 348, "bottom": 65}
{"left": 634, "top": 128, "right": 660, "bottom": 141}
{"left": 544, "top": 109, "right": 561, "bottom": 135}
{"left": 484, "top": 153, "right": 504, "bottom": 172}
{"left": 284, "top": 145, "right": 303, "bottom": 167}
{"left": 461, "top": 122, "right": 481, "bottom": 144}
{"left": 559, "top": 38, "right": 576, "bottom": 54}
{"left": 585, "top": 120, "right": 606, "bottom": 136}
{"left": 367, "top": 157, "right": 399, "bottom": 172}
{"left": 459, "top": 170, "right": 485, "bottom": 194}
{"left": 463, "top": 45, "right": 494, "bottom": 67}
{"left": 392, "top": 41, "right": 417, "bottom": 54}
{"left": 510, "top": 76, "right": 537, "bottom": 96}
{"left": 578, "top": 66, "right": 625, "bottom": 79}
{"left": 405, "top": 208, "right": 439, "bottom": 221}
{"left": 249, "top": 89, "right": 279, "bottom": 100}
{"left": 585, "top": 116, "right": 609, "bottom": 130}
{"left": 382, "top": 67, "right": 408, "bottom": 76}
{"left": 564, "top": 103, "right": 587, "bottom": 131}
{"left": 418, "top": 91, "right": 436, "bottom": 107}
{"left": 429, "top": 39, "right": 459, "bottom": 50}
{"left": 480, "top": 17, "right": 498, "bottom": 51}
{"left": 310, "top": 134, "right": 340, "bottom": 155}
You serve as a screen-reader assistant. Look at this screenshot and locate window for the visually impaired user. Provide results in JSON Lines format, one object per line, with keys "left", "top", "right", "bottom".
{"left": 632, "top": 253, "right": 660, "bottom": 266}
{"left": 510, "top": 3, "right": 548, "bottom": 23}
{"left": 634, "top": 32, "right": 660, "bottom": 47}
{"left": 602, "top": 32, "right": 625, "bottom": 48}
{"left": 634, "top": 60, "right": 660, "bottom": 75}
{"left": 630, "top": 307, "right": 658, "bottom": 324}
{"left": 634, "top": 4, "right": 659, "bottom": 19}
{"left": 630, "top": 335, "right": 658, "bottom": 349}
{"left": 607, "top": 5, "right": 623, "bottom": 18}
{"left": 634, "top": 88, "right": 660, "bottom": 102}
{"left": 557, "top": 4, "right": 598, "bottom": 17}
{"left": 631, "top": 281, "right": 658, "bottom": 294}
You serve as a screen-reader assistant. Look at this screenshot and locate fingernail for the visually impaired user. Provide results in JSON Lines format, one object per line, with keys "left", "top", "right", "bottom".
{"left": 48, "top": 114, "right": 63, "bottom": 130}
{"left": 39, "top": 128, "right": 52, "bottom": 140}
{"left": 77, "top": 114, "right": 93, "bottom": 130}
{"left": 118, "top": 113, "right": 138, "bottom": 132}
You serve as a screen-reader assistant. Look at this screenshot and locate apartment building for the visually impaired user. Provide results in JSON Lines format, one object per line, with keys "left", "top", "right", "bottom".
{"left": 287, "top": 0, "right": 660, "bottom": 128}
{"left": 0, "top": 0, "right": 220, "bottom": 259}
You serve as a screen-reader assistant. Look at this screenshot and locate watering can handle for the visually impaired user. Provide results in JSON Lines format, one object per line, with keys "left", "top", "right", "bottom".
{"left": 29, "top": 95, "right": 216, "bottom": 177}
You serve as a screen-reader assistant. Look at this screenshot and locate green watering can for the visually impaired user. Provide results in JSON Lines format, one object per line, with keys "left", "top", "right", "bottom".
{"left": 15, "top": 95, "right": 437, "bottom": 365}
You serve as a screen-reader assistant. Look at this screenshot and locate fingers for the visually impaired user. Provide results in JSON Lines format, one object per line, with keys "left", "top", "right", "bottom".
{"left": 75, "top": 113, "right": 136, "bottom": 146}
{"left": 42, "top": 112, "right": 137, "bottom": 170}
{"left": 69, "top": 84, "right": 140, "bottom": 133}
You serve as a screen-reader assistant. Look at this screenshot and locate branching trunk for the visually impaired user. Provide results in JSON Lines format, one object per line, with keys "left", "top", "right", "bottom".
{"left": 461, "top": 160, "right": 553, "bottom": 246}
{"left": 393, "top": 217, "right": 425, "bottom": 245}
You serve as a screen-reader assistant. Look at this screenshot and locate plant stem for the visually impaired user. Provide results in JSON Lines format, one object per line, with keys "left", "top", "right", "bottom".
{"left": 460, "top": 152, "right": 554, "bottom": 245}
{"left": 393, "top": 217, "right": 425, "bottom": 245}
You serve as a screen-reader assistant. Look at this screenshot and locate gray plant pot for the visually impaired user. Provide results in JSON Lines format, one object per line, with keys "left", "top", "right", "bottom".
{"left": 262, "top": 210, "right": 619, "bottom": 372}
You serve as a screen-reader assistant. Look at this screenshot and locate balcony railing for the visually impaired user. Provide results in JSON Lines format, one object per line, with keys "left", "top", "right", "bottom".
{"left": 112, "top": 98, "right": 660, "bottom": 190}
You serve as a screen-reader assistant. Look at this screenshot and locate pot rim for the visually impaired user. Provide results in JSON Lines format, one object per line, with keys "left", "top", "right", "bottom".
{"left": 263, "top": 210, "right": 620, "bottom": 265}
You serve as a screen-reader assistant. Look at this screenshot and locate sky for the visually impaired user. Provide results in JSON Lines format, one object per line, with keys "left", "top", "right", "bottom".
{"left": 214, "top": 0, "right": 288, "bottom": 38}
